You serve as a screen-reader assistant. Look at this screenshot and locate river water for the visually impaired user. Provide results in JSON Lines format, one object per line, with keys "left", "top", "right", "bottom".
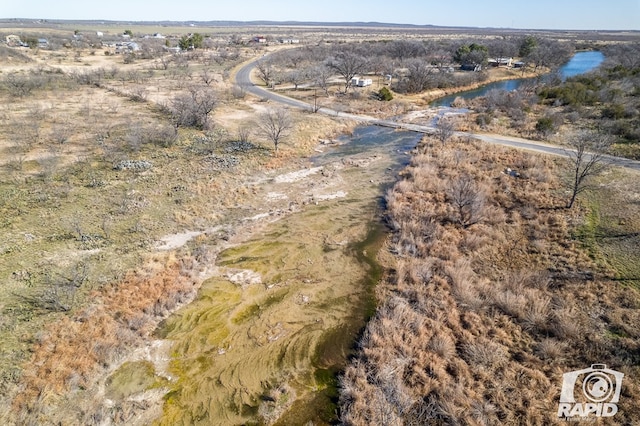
{"left": 431, "top": 50, "right": 605, "bottom": 107}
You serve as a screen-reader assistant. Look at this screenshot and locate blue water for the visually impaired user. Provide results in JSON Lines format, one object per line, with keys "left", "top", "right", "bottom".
{"left": 312, "top": 126, "right": 421, "bottom": 167}
{"left": 431, "top": 51, "right": 605, "bottom": 107}
{"left": 560, "top": 51, "right": 605, "bottom": 79}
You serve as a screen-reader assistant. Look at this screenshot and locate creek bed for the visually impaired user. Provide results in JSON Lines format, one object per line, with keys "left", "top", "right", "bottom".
{"left": 152, "top": 127, "right": 421, "bottom": 425}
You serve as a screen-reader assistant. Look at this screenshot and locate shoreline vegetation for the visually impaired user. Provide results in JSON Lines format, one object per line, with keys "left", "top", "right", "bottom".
{"left": 340, "top": 136, "right": 640, "bottom": 425}
{"left": 0, "top": 21, "right": 638, "bottom": 425}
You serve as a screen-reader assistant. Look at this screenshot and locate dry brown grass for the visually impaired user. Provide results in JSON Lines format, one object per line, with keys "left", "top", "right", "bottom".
{"left": 12, "top": 254, "right": 198, "bottom": 422}
{"left": 339, "top": 137, "right": 640, "bottom": 425}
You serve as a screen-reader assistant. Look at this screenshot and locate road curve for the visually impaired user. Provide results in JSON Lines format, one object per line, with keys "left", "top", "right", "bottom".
{"left": 235, "top": 59, "right": 640, "bottom": 172}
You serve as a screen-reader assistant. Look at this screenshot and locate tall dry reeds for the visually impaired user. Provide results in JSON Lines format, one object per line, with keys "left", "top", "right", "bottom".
{"left": 340, "top": 137, "right": 640, "bottom": 425}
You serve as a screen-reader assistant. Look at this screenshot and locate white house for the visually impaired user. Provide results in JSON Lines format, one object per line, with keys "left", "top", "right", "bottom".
{"left": 488, "top": 57, "right": 513, "bottom": 67}
{"left": 351, "top": 77, "right": 373, "bottom": 87}
{"left": 115, "top": 41, "right": 140, "bottom": 54}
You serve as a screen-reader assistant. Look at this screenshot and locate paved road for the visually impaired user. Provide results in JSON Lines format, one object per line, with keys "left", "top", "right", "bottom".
{"left": 235, "top": 59, "right": 640, "bottom": 172}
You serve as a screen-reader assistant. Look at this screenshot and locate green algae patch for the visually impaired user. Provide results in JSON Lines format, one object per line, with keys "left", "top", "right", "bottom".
{"left": 153, "top": 141, "right": 407, "bottom": 425}
{"left": 155, "top": 200, "right": 382, "bottom": 425}
{"left": 105, "top": 361, "right": 168, "bottom": 401}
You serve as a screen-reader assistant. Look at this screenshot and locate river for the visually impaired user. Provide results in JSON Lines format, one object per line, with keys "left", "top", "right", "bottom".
{"left": 145, "top": 50, "right": 605, "bottom": 426}
{"left": 431, "top": 50, "right": 605, "bottom": 107}
{"left": 149, "top": 127, "right": 421, "bottom": 426}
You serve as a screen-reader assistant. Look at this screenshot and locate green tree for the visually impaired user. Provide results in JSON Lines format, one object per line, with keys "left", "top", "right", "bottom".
{"left": 454, "top": 43, "right": 488, "bottom": 66}
{"left": 178, "top": 35, "right": 190, "bottom": 51}
{"left": 519, "top": 36, "right": 538, "bottom": 57}
{"left": 123, "top": 29, "right": 133, "bottom": 37}
{"left": 179, "top": 33, "right": 204, "bottom": 50}
{"left": 190, "top": 33, "right": 204, "bottom": 48}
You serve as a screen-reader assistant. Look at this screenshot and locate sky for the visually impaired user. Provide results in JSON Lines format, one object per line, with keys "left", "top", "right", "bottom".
{"left": 1, "top": 0, "right": 639, "bottom": 30}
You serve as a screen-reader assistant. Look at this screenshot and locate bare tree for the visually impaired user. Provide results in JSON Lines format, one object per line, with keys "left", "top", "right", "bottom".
{"left": 327, "top": 49, "right": 369, "bottom": 93}
{"left": 387, "top": 40, "right": 425, "bottom": 63}
{"left": 605, "top": 43, "right": 640, "bottom": 69}
{"left": 15, "top": 261, "right": 90, "bottom": 313}
{"left": 50, "top": 122, "right": 73, "bottom": 144}
{"left": 280, "top": 49, "right": 307, "bottom": 68}
{"left": 169, "top": 85, "right": 217, "bottom": 129}
{"left": 199, "top": 67, "right": 216, "bottom": 86}
{"left": 231, "top": 84, "right": 246, "bottom": 99}
{"left": 286, "top": 69, "right": 305, "bottom": 91}
{"left": 447, "top": 175, "right": 486, "bottom": 228}
{"left": 525, "top": 39, "right": 573, "bottom": 72}
{"left": 310, "top": 65, "right": 331, "bottom": 96}
{"left": 434, "top": 117, "right": 456, "bottom": 144}
{"left": 565, "top": 130, "right": 611, "bottom": 208}
{"left": 255, "top": 59, "right": 275, "bottom": 87}
{"left": 487, "top": 38, "right": 518, "bottom": 67}
{"left": 237, "top": 125, "right": 251, "bottom": 143}
{"left": 256, "top": 108, "right": 292, "bottom": 154}
{"left": 3, "top": 73, "right": 44, "bottom": 97}
{"left": 397, "top": 59, "right": 435, "bottom": 93}
{"left": 427, "top": 43, "right": 454, "bottom": 73}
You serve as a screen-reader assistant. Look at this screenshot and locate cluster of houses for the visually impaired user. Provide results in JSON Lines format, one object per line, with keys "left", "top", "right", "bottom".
{"left": 252, "top": 35, "right": 300, "bottom": 44}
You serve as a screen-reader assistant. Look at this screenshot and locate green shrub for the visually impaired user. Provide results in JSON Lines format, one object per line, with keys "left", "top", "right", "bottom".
{"left": 601, "top": 104, "right": 626, "bottom": 120}
{"left": 535, "top": 117, "right": 555, "bottom": 136}
{"left": 377, "top": 86, "right": 393, "bottom": 101}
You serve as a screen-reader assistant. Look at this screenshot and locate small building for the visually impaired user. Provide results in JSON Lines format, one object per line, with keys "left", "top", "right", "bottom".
{"left": 351, "top": 77, "right": 373, "bottom": 87}
{"left": 38, "top": 38, "right": 49, "bottom": 48}
{"left": 253, "top": 36, "right": 267, "bottom": 43}
{"left": 115, "top": 41, "right": 140, "bottom": 54}
{"left": 460, "top": 63, "right": 482, "bottom": 72}
{"left": 488, "top": 57, "right": 513, "bottom": 67}
{"left": 280, "top": 38, "right": 299, "bottom": 44}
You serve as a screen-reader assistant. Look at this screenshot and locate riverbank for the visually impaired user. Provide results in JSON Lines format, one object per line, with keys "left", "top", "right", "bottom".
{"left": 340, "top": 135, "right": 640, "bottom": 425}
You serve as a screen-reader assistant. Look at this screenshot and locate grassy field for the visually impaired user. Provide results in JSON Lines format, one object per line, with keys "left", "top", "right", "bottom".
{"left": 575, "top": 169, "right": 640, "bottom": 288}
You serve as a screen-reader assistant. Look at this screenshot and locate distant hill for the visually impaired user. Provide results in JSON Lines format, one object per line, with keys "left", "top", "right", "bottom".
{"left": 0, "top": 18, "right": 443, "bottom": 28}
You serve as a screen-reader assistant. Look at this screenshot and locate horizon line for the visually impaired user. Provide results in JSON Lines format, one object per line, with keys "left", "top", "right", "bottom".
{"left": 1, "top": 18, "right": 637, "bottom": 33}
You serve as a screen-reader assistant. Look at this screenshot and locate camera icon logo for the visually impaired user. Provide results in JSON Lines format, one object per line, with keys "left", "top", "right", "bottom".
{"left": 558, "top": 364, "right": 624, "bottom": 419}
